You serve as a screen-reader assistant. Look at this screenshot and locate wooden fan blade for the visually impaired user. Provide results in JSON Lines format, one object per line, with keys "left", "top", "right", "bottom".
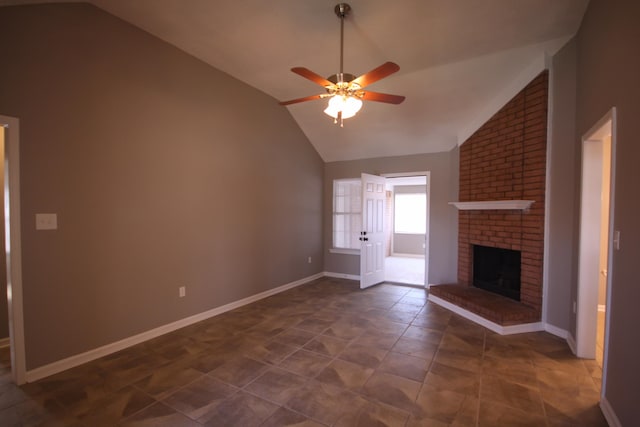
{"left": 351, "top": 62, "right": 400, "bottom": 89}
{"left": 362, "top": 91, "right": 406, "bottom": 104}
{"left": 291, "top": 67, "right": 334, "bottom": 87}
{"left": 279, "top": 94, "right": 324, "bottom": 106}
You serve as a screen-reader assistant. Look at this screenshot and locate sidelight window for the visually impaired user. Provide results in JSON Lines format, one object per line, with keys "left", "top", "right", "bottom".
{"left": 332, "top": 179, "right": 362, "bottom": 249}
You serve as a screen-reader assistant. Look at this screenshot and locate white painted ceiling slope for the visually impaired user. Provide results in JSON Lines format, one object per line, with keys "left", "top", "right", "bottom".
{"left": 2, "top": 0, "right": 589, "bottom": 161}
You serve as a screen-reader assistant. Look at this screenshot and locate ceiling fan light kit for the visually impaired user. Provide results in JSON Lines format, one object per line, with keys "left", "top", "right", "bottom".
{"left": 324, "top": 94, "right": 363, "bottom": 119}
{"left": 279, "top": 3, "right": 405, "bottom": 127}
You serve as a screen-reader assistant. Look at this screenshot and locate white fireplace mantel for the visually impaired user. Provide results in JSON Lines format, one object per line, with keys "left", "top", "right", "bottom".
{"left": 448, "top": 200, "right": 535, "bottom": 211}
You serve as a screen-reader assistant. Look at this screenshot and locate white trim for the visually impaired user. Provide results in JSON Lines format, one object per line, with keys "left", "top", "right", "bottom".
{"left": 543, "top": 322, "right": 568, "bottom": 339}
{"left": 0, "top": 337, "right": 9, "bottom": 348}
{"left": 328, "top": 248, "right": 359, "bottom": 255}
{"left": 25, "top": 272, "right": 323, "bottom": 383}
{"left": 1, "top": 115, "right": 26, "bottom": 385}
{"left": 323, "top": 271, "right": 360, "bottom": 281}
{"left": 382, "top": 172, "right": 430, "bottom": 179}
{"left": 448, "top": 200, "right": 534, "bottom": 210}
{"left": 427, "top": 294, "right": 543, "bottom": 335}
{"left": 599, "top": 396, "right": 622, "bottom": 427}
{"left": 542, "top": 56, "right": 554, "bottom": 326}
{"left": 390, "top": 253, "right": 425, "bottom": 259}
{"left": 424, "top": 172, "right": 431, "bottom": 288}
{"left": 601, "top": 108, "right": 617, "bottom": 400}
{"left": 567, "top": 333, "right": 577, "bottom": 355}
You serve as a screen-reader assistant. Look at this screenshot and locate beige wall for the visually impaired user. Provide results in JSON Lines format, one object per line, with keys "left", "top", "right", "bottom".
{"left": 574, "top": 0, "right": 640, "bottom": 424}
{"left": 546, "top": 38, "right": 579, "bottom": 331}
{"left": 0, "top": 4, "right": 323, "bottom": 370}
{"left": 324, "top": 150, "right": 458, "bottom": 285}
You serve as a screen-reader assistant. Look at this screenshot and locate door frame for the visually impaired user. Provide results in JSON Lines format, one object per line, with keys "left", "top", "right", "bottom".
{"left": 576, "top": 107, "right": 616, "bottom": 395}
{"left": 1, "top": 114, "right": 26, "bottom": 385}
{"left": 382, "top": 171, "right": 430, "bottom": 287}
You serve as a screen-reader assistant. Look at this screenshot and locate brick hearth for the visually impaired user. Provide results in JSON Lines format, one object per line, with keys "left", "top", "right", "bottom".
{"left": 429, "top": 284, "right": 539, "bottom": 326}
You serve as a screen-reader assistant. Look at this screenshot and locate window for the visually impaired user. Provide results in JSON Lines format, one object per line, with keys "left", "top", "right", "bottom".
{"left": 394, "top": 193, "right": 426, "bottom": 234}
{"left": 333, "top": 179, "right": 362, "bottom": 249}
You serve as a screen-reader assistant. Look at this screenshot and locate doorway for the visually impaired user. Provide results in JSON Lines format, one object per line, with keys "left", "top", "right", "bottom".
{"left": 576, "top": 108, "right": 616, "bottom": 392}
{"left": 1, "top": 114, "right": 26, "bottom": 385}
{"left": 382, "top": 173, "right": 429, "bottom": 286}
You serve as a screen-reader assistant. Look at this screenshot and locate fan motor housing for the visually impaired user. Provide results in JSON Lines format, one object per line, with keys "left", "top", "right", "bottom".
{"left": 327, "top": 73, "right": 356, "bottom": 84}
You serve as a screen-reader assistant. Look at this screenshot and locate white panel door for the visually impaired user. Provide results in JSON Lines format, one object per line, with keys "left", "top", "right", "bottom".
{"left": 360, "top": 173, "right": 386, "bottom": 289}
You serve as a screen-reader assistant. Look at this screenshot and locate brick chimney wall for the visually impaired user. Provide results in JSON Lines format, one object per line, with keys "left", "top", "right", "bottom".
{"left": 458, "top": 71, "right": 548, "bottom": 315}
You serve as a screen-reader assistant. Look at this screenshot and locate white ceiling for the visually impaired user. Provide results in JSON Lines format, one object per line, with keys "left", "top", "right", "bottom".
{"left": 1, "top": 0, "right": 589, "bottom": 161}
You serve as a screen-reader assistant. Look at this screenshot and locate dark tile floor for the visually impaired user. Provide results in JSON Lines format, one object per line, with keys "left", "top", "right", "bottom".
{"left": 0, "top": 278, "right": 608, "bottom": 426}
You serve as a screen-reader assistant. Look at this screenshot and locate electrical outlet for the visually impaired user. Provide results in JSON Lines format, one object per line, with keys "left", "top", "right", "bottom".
{"left": 307, "top": 256, "right": 312, "bottom": 264}
{"left": 179, "top": 286, "right": 186, "bottom": 298}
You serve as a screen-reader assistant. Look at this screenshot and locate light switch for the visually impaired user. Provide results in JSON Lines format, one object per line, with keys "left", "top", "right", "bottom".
{"left": 36, "top": 213, "right": 57, "bottom": 230}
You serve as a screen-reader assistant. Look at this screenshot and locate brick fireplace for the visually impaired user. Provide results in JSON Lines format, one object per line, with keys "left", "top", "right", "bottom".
{"left": 432, "top": 71, "right": 548, "bottom": 324}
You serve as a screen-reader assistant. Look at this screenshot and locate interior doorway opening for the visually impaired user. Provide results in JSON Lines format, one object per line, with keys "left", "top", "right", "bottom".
{"left": 383, "top": 173, "right": 429, "bottom": 286}
{"left": 577, "top": 108, "right": 616, "bottom": 395}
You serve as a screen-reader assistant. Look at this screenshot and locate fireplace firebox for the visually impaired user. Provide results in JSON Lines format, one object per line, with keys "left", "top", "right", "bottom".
{"left": 472, "top": 245, "right": 521, "bottom": 301}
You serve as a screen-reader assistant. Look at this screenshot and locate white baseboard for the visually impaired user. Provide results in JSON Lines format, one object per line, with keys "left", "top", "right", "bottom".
{"left": 390, "top": 253, "right": 425, "bottom": 259}
{"left": 566, "top": 333, "right": 577, "bottom": 355}
{"left": 0, "top": 337, "right": 9, "bottom": 349}
{"left": 323, "top": 271, "right": 360, "bottom": 281}
{"left": 25, "top": 272, "right": 324, "bottom": 383}
{"left": 427, "top": 294, "right": 543, "bottom": 335}
{"left": 543, "top": 323, "right": 569, "bottom": 339}
{"left": 600, "top": 396, "right": 622, "bottom": 427}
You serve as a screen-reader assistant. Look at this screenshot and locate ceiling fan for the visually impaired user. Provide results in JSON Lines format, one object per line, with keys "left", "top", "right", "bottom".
{"left": 279, "top": 3, "right": 405, "bottom": 127}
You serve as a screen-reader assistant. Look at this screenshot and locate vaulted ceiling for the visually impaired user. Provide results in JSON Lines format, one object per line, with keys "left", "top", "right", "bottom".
{"left": 1, "top": 0, "right": 589, "bottom": 161}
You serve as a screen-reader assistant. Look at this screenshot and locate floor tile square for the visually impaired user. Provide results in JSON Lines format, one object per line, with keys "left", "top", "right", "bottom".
{"left": 278, "top": 349, "right": 332, "bottom": 378}
{"left": 315, "top": 359, "right": 374, "bottom": 391}
{"left": 161, "top": 375, "right": 237, "bottom": 420}
{"left": 244, "top": 367, "right": 308, "bottom": 405}
{"left": 362, "top": 372, "right": 422, "bottom": 413}
{"left": 379, "top": 352, "right": 430, "bottom": 382}
{"left": 209, "top": 355, "right": 270, "bottom": 387}
{"left": 338, "top": 344, "right": 387, "bottom": 369}
{"left": 198, "top": 391, "right": 279, "bottom": 426}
